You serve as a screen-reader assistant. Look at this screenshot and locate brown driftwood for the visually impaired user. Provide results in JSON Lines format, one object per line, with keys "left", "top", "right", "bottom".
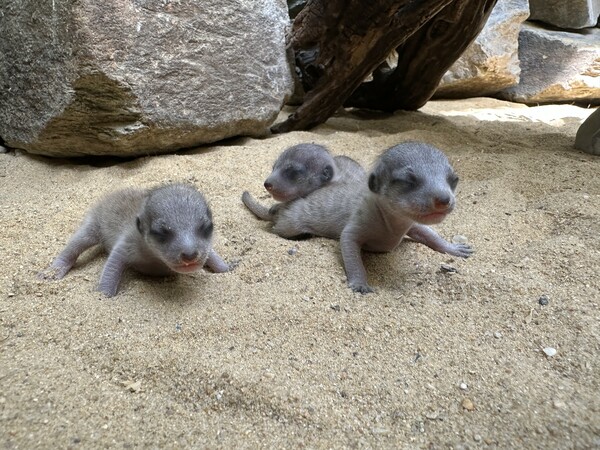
{"left": 272, "top": 0, "right": 497, "bottom": 133}
{"left": 346, "top": 0, "right": 498, "bottom": 111}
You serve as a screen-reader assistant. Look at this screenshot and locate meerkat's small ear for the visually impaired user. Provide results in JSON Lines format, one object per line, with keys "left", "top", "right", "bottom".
{"left": 321, "top": 165, "right": 334, "bottom": 182}
{"left": 368, "top": 173, "right": 380, "bottom": 193}
{"left": 136, "top": 216, "right": 144, "bottom": 234}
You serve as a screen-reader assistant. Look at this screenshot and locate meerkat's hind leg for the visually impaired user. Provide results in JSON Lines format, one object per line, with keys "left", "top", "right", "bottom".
{"left": 40, "top": 217, "right": 101, "bottom": 280}
{"left": 406, "top": 224, "right": 473, "bottom": 258}
{"left": 271, "top": 216, "right": 313, "bottom": 240}
{"left": 241, "top": 191, "right": 273, "bottom": 221}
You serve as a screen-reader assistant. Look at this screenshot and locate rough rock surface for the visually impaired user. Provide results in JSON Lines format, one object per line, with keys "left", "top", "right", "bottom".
{"left": 0, "top": 0, "right": 293, "bottom": 157}
{"left": 435, "top": 0, "right": 529, "bottom": 98}
{"left": 529, "top": 0, "right": 600, "bottom": 29}
{"left": 575, "top": 107, "right": 600, "bottom": 155}
{"left": 499, "top": 22, "right": 600, "bottom": 105}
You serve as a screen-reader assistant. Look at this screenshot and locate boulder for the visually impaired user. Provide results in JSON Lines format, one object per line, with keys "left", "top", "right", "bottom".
{"left": 575, "top": 108, "right": 600, "bottom": 155}
{"left": 499, "top": 22, "right": 600, "bottom": 105}
{"left": 529, "top": 0, "right": 600, "bottom": 29}
{"left": 0, "top": 0, "right": 293, "bottom": 157}
{"left": 435, "top": 0, "right": 530, "bottom": 98}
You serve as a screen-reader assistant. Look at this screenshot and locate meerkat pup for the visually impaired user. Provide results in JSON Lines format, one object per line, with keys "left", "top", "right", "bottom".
{"left": 40, "top": 183, "right": 230, "bottom": 297}
{"left": 264, "top": 143, "right": 338, "bottom": 202}
{"left": 341, "top": 142, "right": 472, "bottom": 293}
{"left": 245, "top": 142, "right": 472, "bottom": 293}
{"left": 242, "top": 143, "right": 366, "bottom": 221}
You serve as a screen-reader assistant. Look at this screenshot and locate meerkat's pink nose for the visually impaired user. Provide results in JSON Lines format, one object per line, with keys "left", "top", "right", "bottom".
{"left": 433, "top": 195, "right": 451, "bottom": 210}
{"left": 180, "top": 251, "right": 199, "bottom": 264}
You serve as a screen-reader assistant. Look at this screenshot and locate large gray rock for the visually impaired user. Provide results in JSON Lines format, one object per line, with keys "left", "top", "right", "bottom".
{"left": 435, "top": 0, "right": 529, "bottom": 98}
{"left": 575, "top": 108, "right": 600, "bottom": 155}
{"left": 529, "top": 0, "right": 600, "bottom": 29}
{"left": 0, "top": 0, "right": 293, "bottom": 157}
{"left": 499, "top": 22, "right": 600, "bottom": 105}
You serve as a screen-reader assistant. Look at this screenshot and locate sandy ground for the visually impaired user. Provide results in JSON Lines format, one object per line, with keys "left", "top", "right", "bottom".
{"left": 1, "top": 98, "right": 599, "bottom": 449}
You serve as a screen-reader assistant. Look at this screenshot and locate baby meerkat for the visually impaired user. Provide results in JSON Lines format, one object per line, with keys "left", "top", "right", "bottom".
{"left": 264, "top": 143, "right": 338, "bottom": 201}
{"left": 244, "top": 142, "right": 472, "bottom": 293}
{"left": 341, "top": 142, "right": 472, "bottom": 293}
{"left": 40, "top": 183, "right": 230, "bottom": 297}
{"left": 242, "top": 143, "right": 366, "bottom": 221}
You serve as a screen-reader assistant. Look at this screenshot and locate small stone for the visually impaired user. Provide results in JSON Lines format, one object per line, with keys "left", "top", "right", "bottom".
{"left": 330, "top": 304, "right": 340, "bottom": 312}
{"left": 494, "top": 331, "right": 503, "bottom": 339}
{"left": 538, "top": 295, "right": 549, "bottom": 306}
{"left": 287, "top": 247, "right": 298, "bottom": 256}
{"left": 425, "top": 411, "right": 439, "bottom": 420}
{"left": 7, "top": 293, "right": 15, "bottom": 297}
{"left": 0, "top": 145, "right": 7, "bottom": 154}
{"left": 461, "top": 398, "right": 475, "bottom": 411}
{"left": 459, "top": 382, "right": 468, "bottom": 390}
{"left": 473, "top": 434, "right": 482, "bottom": 442}
{"left": 440, "top": 264, "right": 457, "bottom": 273}
{"left": 122, "top": 380, "right": 142, "bottom": 393}
{"left": 452, "top": 235, "right": 468, "bottom": 244}
{"left": 543, "top": 347, "right": 557, "bottom": 357}
{"left": 553, "top": 399, "right": 565, "bottom": 409}
{"left": 35, "top": 292, "right": 43, "bottom": 297}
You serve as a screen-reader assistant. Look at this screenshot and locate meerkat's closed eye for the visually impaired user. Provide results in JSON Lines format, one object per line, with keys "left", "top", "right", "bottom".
{"left": 283, "top": 165, "right": 305, "bottom": 181}
{"left": 148, "top": 222, "right": 173, "bottom": 243}
{"left": 390, "top": 167, "right": 419, "bottom": 190}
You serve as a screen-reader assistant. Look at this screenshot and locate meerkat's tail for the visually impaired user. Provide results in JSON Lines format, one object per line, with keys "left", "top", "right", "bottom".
{"left": 241, "top": 191, "right": 274, "bottom": 221}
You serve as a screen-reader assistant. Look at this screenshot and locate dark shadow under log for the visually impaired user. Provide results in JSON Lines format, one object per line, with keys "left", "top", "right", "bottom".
{"left": 273, "top": 0, "right": 498, "bottom": 133}
{"left": 346, "top": 0, "right": 498, "bottom": 111}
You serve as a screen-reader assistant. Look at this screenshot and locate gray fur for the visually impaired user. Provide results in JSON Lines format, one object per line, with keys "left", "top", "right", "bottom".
{"left": 40, "top": 183, "right": 229, "bottom": 297}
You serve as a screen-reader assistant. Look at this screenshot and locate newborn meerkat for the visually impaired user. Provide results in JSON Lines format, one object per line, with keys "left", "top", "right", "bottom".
{"left": 245, "top": 142, "right": 472, "bottom": 293}
{"left": 341, "top": 142, "right": 472, "bottom": 293}
{"left": 263, "top": 143, "right": 339, "bottom": 202}
{"left": 41, "top": 183, "right": 230, "bottom": 297}
{"left": 242, "top": 142, "right": 366, "bottom": 221}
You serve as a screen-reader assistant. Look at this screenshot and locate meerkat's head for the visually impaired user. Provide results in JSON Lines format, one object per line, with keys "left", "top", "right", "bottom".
{"left": 368, "top": 142, "right": 459, "bottom": 225}
{"left": 136, "top": 184, "right": 214, "bottom": 273}
{"left": 264, "top": 143, "right": 335, "bottom": 202}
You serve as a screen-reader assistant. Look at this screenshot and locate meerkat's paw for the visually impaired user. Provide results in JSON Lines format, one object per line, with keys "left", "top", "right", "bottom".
{"left": 349, "top": 282, "right": 375, "bottom": 294}
{"left": 38, "top": 263, "right": 71, "bottom": 281}
{"left": 97, "top": 284, "right": 118, "bottom": 298}
{"left": 445, "top": 243, "right": 473, "bottom": 258}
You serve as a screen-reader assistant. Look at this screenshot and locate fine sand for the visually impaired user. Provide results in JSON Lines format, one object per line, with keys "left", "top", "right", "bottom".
{"left": 1, "top": 98, "right": 599, "bottom": 448}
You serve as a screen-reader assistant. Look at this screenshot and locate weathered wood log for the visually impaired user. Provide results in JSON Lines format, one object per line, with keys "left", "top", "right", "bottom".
{"left": 347, "top": 0, "right": 498, "bottom": 111}
{"left": 273, "top": 0, "right": 497, "bottom": 133}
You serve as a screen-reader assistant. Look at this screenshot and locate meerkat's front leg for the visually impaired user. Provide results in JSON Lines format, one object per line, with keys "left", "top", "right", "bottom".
{"left": 406, "top": 224, "right": 473, "bottom": 258}
{"left": 98, "top": 238, "right": 129, "bottom": 297}
{"left": 340, "top": 226, "right": 373, "bottom": 294}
